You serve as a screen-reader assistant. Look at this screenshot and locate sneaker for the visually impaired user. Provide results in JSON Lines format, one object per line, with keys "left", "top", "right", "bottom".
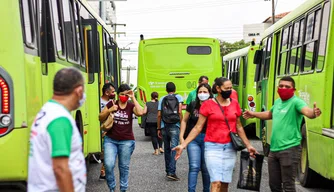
{"left": 99, "top": 174, "right": 106, "bottom": 180}
{"left": 166, "top": 174, "right": 180, "bottom": 181}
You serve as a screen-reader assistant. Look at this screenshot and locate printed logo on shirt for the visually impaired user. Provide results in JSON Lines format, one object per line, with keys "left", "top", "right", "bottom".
{"left": 114, "top": 111, "right": 130, "bottom": 125}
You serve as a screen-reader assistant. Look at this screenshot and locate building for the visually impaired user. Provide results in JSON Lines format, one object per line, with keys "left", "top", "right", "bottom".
{"left": 243, "top": 12, "right": 290, "bottom": 43}
{"left": 87, "top": 0, "right": 117, "bottom": 25}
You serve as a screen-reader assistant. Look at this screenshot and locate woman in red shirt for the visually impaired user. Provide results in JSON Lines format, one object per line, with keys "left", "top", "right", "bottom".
{"left": 174, "top": 77, "right": 257, "bottom": 192}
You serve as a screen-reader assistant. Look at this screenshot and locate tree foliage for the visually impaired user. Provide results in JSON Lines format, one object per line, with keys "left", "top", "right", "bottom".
{"left": 220, "top": 39, "right": 250, "bottom": 57}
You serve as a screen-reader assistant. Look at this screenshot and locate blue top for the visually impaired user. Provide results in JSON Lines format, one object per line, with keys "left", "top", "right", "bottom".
{"left": 158, "top": 94, "right": 184, "bottom": 128}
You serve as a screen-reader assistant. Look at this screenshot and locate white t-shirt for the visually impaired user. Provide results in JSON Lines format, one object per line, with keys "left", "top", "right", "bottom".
{"left": 100, "top": 98, "right": 110, "bottom": 111}
{"left": 28, "top": 100, "right": 86, "bottom": 192}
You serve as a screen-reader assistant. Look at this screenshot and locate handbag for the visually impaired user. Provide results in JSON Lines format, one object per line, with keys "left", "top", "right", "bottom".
{"left": 214, "top": 98, "right": 246, "bottom": 151}
{"left": 101, "top": 113, "right": 114, "bottom": 132}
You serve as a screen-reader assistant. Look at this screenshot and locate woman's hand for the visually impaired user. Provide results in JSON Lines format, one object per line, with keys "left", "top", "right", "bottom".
{"left": 108, "top": 105, "right": 118, "bottom": 113}
{"left": 172, "top": 145, "right": 185, "bottom": 160}
{"left": 243, "top": 110, "right": 255, "bottom": 119}
{"left": 247, "top": 145, "right": 258, "bottom": 158}
{"left": 179, "top": 138, "right": 185, "bottom": 145}
{"left": 126, "top": 90, "right": 135, "bottom": 99}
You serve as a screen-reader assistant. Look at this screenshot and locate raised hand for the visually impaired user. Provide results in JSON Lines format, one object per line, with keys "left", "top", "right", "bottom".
{"left": 313, "top": 102, "right": 321, "bottom": 117}
{"left": 243, "top": 110, "right": 255, "bottom": 119}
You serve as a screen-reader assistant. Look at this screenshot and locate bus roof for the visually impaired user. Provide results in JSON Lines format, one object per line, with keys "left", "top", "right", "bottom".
{"left": 262, "top": 0, "right": 324, "bottom": 38}
{"left": 141, "top": 37, "right": 220, "bottom": 43}
{"left": 223, "top": 46, "right": 250, "bottom": 61}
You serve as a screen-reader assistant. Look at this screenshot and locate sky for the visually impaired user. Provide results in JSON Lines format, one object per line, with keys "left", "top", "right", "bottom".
{"left": 112, "top": 0, "right": 306, "bottom": 86}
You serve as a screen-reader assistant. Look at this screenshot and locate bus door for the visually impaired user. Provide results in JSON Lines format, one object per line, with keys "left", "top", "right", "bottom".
{"left": 81, "top": 19, "right": 101, "bottom": 154}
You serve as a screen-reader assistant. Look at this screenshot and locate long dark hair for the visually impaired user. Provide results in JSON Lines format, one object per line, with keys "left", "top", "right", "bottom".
{"left": 212, "top": 77, "right": 230, "bottom": 94}
{"left": 195, "top": 83, "right": 213, "bottom": 109}
{"left": 151, "top": 92, "right": 158, "bottom": 102}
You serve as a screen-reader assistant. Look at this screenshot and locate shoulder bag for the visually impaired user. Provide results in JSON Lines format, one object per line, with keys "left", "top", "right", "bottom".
{"left": 214, "top": 98, "right": 246, "bottom": 151}
{"left": 100, "top": 101, "right": 115, "bottom": 132}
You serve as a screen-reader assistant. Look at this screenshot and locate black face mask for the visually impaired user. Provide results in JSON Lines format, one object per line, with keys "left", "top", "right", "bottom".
{"left": 109, "top": 93, "right": 115, "bottom": 100}
{"left": 221, "top": 90, "right": 232, "bottom": 99}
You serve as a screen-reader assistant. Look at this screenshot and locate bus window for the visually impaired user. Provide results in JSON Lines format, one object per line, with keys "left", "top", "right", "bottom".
{"left": 187, "top": 46, "right": 211, "bottom": 55}
{"left": 242, "top": 56, "right": 247, "bottom": 87}
{"left": 278, "top": 27, "right": 291, "bottom": 75}
{"left": 302, "top": 10, "right": 321, "bottom": 72}
{"left": 317, "top": 2, "right": 330, "bottom": 71}
{"left": 289, "top": 21, "right": 301, "bottom": 75}
{"left": 264, "top": 37, "right": 272, "bottom": 78}
{"left": 62, "top": 0, "right": 78, "bottom": 62}
{"left": 21, "top": 0, "right": 35, "bottom": 48}
{"left": 73, "top": 2, "right": 82, "bottom": 64}
{"left": 50, "top": 0, "right": 65, "bottom": 57}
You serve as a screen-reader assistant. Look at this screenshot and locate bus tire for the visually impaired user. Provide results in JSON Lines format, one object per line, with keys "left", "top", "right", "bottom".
{"left": 297, "top": 123, "right": 319, "bottom": 187}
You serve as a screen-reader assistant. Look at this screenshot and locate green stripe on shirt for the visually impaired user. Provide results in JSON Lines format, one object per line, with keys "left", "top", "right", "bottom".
{"left": 47, "top": 117, "right": 73, "bottom": 157}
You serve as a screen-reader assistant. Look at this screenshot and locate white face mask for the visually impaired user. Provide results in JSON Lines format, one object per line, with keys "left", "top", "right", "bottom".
{"left": 79, "top": 93, "right": 86, "bottom": 107}
{"left": 198, "top": 93, "right": 210, "bottom": 101}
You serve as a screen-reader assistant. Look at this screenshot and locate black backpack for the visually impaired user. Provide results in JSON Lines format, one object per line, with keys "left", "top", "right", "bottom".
{"left": 161, "top": 94, "right": 180, "bottom": 124}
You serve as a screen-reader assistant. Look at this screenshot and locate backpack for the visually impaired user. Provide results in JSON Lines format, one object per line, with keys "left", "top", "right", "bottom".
{"left": 161, "top": 94, "right": 180, "bottom": 124}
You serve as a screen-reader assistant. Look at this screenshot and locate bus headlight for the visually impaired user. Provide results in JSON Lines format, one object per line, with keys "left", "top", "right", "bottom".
{"left": 1, "top": 115, "right": 11, "bottom": 126}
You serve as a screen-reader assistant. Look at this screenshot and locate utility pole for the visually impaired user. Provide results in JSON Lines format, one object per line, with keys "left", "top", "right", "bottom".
{"left": 272, "top": 0, "right": 275, "bottom": 24}
{"left": 121, "top": 66, "right": 136, "bottom": 84}
{"left": 111, "top": 23, "right": 126, "bottom": 41}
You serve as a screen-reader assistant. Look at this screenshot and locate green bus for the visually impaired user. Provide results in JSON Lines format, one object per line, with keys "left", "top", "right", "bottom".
{"left": 223, "top": 43, "right": 259, "bottom": 136}
{"left": 137, "top": 37, "right": 222, "bottom": 134}
{"left": 0, "top": 0, "right": 121, "bottom": 188}
{"left": 254, "top": 0, "right": 333, "bottom": 186}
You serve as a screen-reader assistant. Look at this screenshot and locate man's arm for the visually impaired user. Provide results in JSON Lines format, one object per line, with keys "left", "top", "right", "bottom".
{"left": 300, "top": 102, "right": 321, "bottom": 119}
{"left": 47, "top": 117, "right": 74, "bottom": 192}
{"left": 178, "top": 103, "right": 183, "bottom": 122}
{"left": 243, "top": 110, "right": 272, "bottom": 120}
{"left": 52, "top": 157, "right": 74, "bottom": 192}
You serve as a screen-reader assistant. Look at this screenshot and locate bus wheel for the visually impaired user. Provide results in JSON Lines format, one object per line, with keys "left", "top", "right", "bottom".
{"left": 261, "top": 126, "right": 270, "bottom": 157}
{"left": 297, "top": 124, "right": 318, "bottom": 187}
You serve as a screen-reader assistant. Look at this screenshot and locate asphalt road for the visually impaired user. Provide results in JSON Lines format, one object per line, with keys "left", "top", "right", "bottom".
{"left": 1, "top": 119, "right": 333, "bottom": 192}
{"left": 86, "top": 119, "right": 334, "bottom": 192}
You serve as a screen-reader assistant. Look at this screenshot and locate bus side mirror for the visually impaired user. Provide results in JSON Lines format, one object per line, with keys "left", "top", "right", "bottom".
{"left": 253, "top": 50, "right": 263, "bottom": 65}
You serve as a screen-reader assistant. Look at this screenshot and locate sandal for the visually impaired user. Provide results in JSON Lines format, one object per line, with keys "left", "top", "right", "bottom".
{"left": 159, "top": 148, "right": 164, "bottom": 153}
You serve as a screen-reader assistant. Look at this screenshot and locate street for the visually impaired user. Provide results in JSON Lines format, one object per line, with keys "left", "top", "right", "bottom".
{"left": 0, "top": 119, "right": 333, "bottom": 192}
{"left": 86, "top": 119, "right": 334, "bottom": 192}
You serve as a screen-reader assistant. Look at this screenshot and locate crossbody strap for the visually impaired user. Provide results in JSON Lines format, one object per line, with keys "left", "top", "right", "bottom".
{"left": 214, "top": 98, "right": 231, "bottom": 132}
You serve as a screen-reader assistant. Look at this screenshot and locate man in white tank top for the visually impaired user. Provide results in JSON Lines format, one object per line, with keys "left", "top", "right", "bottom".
{"left": 28, "top": 67, "right": 87, "bottom": 192}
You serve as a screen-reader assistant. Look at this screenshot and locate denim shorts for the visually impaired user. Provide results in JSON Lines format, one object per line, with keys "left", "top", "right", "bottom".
{"left": 204, "top": 142, "right": 237, "bottom": 183}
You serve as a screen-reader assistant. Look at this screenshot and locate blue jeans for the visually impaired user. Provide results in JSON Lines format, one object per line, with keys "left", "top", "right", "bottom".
{"left": 187, "top": 133, "right": 210, "bottom": 192}
{"left": 161, "top": 124, "right": 180, "bottom": 175}
{"left": 104, "top": 136, "right": 135, "bottom": 191}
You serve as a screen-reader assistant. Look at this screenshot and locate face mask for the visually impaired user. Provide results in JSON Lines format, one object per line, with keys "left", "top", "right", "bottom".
{"left": 198, "top": 93, "right": 210, "bottom": 101}
{"left": 119, "top": 95, "right": 129, "bottom": 103}
{"left": 109, "top": 93, "right": 115, "bottom": 100}
{"left": 79, "top": 93, "right": 86, "bottom": 107}
{"left": 221, "top": 90, "right": 232, "bottom": 99}
{"left": 277, "top": 88, "right": 295, "bottom": 101}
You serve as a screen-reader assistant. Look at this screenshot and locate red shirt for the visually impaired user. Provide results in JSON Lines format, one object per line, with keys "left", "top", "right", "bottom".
{"left": 200, "top": 99, "right": 242, "bottom": 144}
{"left": 106, "top": 101, "right": 135, "bottom": 140}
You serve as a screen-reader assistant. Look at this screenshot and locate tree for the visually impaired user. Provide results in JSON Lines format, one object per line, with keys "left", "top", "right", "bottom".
{"left": 220, "top": 39, "right": 250, "bottom": 57}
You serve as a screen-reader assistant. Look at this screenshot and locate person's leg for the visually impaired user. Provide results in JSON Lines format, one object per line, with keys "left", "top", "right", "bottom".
{"left": 169, "top": 126, "right": 180, "bottom": 176}
{"left": 268, "top": 151, "right": 283, "bottom": 192}
{"left": 280, "top": 146, "right": 301, "bottom": 192}
{"left": 148, "top": 123, "right": 159, "bottom": 154}
{"left": 187, "top": 137, "right": 201, "bottom": 192}
{"left": 118, "top": 140, "right": 136, "bottom": 191}
{"left": 161, "top": 127, "right": 171, "bottom": 175}
{"left": 103, "top": 136, "right": 118, "bottom": 191}
{"left": 199, "top": 134, "right": 210, "bottom": 192}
